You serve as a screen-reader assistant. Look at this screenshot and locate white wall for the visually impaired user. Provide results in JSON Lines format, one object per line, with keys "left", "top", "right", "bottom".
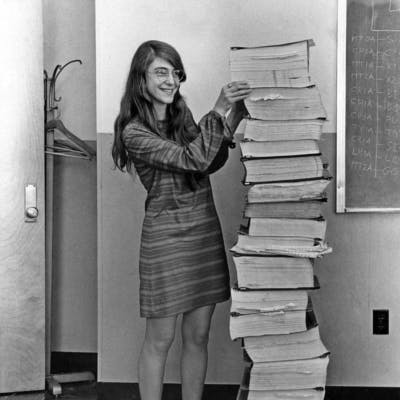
{"left": 96, "top": 0, "right": 400, "bottom": 386}
{"left": 43, "top": 0, "right": 96, "bottom": 141}
{"left": 96, "top": 0, "right": 337, "bottom": 384}
{"left": 96, "top": 0, "right": 336, "bottom": 133}
{"left": 98, "top": 133, "right": 246, "bottom": 383}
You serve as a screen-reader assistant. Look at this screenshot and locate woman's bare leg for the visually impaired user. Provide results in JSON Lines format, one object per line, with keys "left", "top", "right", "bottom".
{"left": 138, "top": 315, "right": 178, "bottom": 400}
{"left": 181, "top": 304, "right": 216, "bottom": 400}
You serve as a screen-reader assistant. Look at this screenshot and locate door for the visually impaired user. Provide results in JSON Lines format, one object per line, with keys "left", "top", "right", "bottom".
{"left": 0, "top": 0, "right": 46, "bottom": 393}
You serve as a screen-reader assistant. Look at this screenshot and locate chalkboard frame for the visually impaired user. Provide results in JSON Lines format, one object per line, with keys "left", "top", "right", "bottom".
{"left": 337, "top": 0, "right": 347, "bottom": 212}
{"left": 336, "top": 0, "right": 400, "bottom": 213}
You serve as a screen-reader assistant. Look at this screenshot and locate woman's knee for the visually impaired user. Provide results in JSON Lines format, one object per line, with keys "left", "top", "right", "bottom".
{"left": 143, "top": 316, "right": 177, "bottom": 355}
{"left": 182, "top": 325, "right": 210, "bottom": 348}
{"left": 182, "top": 305, "right": 214, "bottom": 348}
{"left": 145, "top": 334, "right": 175, "bottom": 355}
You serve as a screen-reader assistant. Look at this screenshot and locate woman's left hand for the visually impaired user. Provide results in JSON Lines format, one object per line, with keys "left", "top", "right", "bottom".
{"left": 213, "top": 81, "right": 251, "bottom": 116}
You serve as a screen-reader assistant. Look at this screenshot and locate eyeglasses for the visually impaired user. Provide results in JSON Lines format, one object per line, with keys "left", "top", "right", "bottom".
{"left": 148, "top": 67, "right": 185, "bottom": 82}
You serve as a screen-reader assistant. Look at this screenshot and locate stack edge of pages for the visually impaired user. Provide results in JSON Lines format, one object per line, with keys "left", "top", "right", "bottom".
{"left": 229, "top": 39, "right": 332, "bottom": 400}
{"left": 242, "top": 356, "right": 329, "bottom": 390}
{"left": 230, "top": 39, "right": 315, "bottom": 88}
{"left": 237, "top": 387, "right": 326, "bottom": 400}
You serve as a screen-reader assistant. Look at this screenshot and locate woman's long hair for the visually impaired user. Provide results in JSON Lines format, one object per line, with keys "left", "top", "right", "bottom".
{"left": 112, "top": 40, "right": 188, "bottom": 172}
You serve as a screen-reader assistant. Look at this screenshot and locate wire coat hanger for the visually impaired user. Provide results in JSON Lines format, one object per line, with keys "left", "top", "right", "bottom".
{"left": 45, "top": 119, "right": 96, "bottom": 160}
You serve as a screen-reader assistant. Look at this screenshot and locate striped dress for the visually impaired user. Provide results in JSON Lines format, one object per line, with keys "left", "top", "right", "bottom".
{"left": 122, "top": 109, "right": 232, "bottom": 317}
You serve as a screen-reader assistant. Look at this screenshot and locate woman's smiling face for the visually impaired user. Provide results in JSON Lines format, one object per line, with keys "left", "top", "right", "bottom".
{"left": 145, "top": 57, "right": 180, "bottom": 113}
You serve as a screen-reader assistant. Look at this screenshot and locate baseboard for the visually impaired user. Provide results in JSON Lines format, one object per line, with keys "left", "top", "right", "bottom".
{"left": 49, "top": 358, "right": 400, "bottom": 400}
{"left": 50, "top": 352, "right": 97, "bottom": 378}
{"left": 96, "top": 383, "right": 400, "bottom": 400}
{"left": 97, "top": 383, "right": 239, "bottom": 400}
{"left": 325, "top": 386, "right": 400, "bottom": 400}
{"left": 7, "top": 382, "right": 397, "bottom": 400}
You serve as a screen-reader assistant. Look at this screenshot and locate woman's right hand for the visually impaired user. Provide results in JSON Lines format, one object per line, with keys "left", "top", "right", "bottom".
{"left": 212, "top": 81, "right": 252, "bottom": 117}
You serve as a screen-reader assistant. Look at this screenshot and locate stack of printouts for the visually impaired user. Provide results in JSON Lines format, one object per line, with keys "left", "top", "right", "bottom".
{"left": 229, "top": 40, "right": 332, "bottom": 400}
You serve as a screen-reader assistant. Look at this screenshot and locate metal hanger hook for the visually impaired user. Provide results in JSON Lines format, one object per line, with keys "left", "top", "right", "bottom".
{"left": 51, "top": 59, "right": 83, "bottom": 104}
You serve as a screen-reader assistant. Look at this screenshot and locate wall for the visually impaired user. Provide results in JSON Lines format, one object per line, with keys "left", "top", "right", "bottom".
{"left": 43, "top": 0, "right": 96, "bottom": 141}
{"left": 43, "top": 0, "right": 97, "bottom": 352}
{"left": 315, "top": 133, "right": 400, "bottom": 386}
{"left": 98, "top": 134, "right": 246, "bottom": 383}
{"left": 96, "top": 0, "right": 400, "bottom": 386}
{"left": 96, "top": 0, "right": 336, "bottom": 133}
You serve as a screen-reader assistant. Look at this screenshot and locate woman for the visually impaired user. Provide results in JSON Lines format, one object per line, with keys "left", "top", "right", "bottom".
{"left": 112, "top": 40, "right": 251, "bottom": 400}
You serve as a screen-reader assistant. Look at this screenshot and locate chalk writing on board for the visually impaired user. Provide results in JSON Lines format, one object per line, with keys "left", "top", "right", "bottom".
{"left": 343, "top": 0, "right": 400, "bottom": 208}
{"left": 347, "top": 0, "right": 400, "bottom": 180}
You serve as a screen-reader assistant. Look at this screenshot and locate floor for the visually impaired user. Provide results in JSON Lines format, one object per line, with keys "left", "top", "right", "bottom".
{"left": 0, "top": 383, "right": 239, "bottom": 400}
{"left": 0, "top": 383, "right": 95, "bottom": 400}
{"left": 2, "top": 384, "right": 400, "bottom": 400}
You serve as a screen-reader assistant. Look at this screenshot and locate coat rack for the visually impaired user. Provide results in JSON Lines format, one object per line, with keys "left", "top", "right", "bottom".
{"left": 44, "top": 60, "right": 96, "bottom": 396}
{"left": 44, "top": 59, "right": 96, "bottom": 160}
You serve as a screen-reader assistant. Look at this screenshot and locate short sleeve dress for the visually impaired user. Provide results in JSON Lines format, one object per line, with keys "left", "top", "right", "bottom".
{"left": 122, "top": 109, "right": 233, "bottom": 317}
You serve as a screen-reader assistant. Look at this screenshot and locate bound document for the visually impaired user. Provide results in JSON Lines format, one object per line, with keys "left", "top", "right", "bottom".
{"left": 242, "top": 155, "right": 328, "bottom": 184}
{"left": 232, "top": 254, "right": 315, "bottom": 289}
{"left": 245, "top": 217, "right": 327, "bottom": 240}
{"left": 230, "top": 286, "right": 316, "bottom": 316}
{"left": 237, "top": 387, "right": 325, "bottom": 400}
{"left": 229, "top": 300, "right": 317, "bottom": 339}
{"left": 246, "top": 179, "right": 331, "bottom": 203}
{"left": 230, "top": 233, "right": 332, "bottom": 258}
{"left": 243, "top": 325, "right": 328, "bottom": 363}
{"left": 243, "top": 118, "right": 324, "bottom": 142}
{"left": 240, "top": 139, "right": 320, "bottom": 158}
{"left": 230, "top": 39, "right": 314, "bottom": 88}
{"left": 239, "top": 354, "right": 329, "bottom": 390}
{"left": 243, "top": 199, "right": 326, "bottom": 219}
{"left": 245, "top": 86, "right": 327, "bottom": 121}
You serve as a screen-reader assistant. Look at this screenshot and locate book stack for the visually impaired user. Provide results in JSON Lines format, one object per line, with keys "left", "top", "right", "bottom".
{"left": 229, "top": 40, "right": 332, "bottom": 400}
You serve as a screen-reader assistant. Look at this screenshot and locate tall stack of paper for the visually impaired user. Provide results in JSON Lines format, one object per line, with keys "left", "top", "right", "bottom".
{"left": 229, "top": 39, "right": 331, "bottom": 400}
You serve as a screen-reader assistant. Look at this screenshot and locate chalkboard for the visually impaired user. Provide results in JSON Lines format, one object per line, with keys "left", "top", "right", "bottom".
{"left": 337, "top": 0, "right": 400, "bottom": 212}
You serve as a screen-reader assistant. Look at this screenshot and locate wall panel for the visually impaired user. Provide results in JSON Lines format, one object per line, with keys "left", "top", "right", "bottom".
{"left": 97, "top": 0, "right": 400, "bottom": 385}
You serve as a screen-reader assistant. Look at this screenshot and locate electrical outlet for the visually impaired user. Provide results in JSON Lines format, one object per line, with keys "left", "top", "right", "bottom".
{"left": 373, "top": 309, "right": 389, "bottom": 335}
